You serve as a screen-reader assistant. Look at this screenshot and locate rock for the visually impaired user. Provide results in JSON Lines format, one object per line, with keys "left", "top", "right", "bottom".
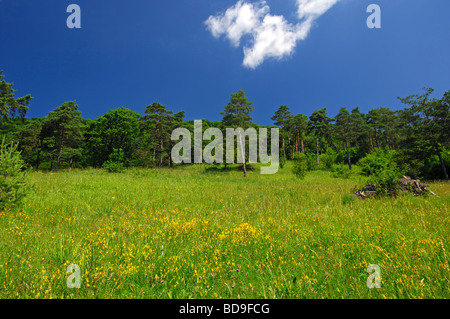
{"left": 361, "top": 184, "right": 377, "bottom": 192}
{"left": 353, "top": 176, "right": 435, "bottom": 199}
{"left": 353, "top": 189, "right": 377, "bottom": 199}
{"left": 398, "top": 176, "right": 430, "bottom": 194}
{"left": 353, "top": 183, "right": 377, "bottom": 199}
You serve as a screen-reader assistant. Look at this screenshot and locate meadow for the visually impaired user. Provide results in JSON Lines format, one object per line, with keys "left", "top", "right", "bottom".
{"left": 0, "top": 163, "right": 448, "bottom": 299}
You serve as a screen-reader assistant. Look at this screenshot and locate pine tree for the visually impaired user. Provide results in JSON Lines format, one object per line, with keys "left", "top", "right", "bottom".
{"left": 271, "top": 105, "right": 292, "bottom": 164}
{"left": 309, "top": 108, "right": 331, "bottom": 167}
{"left": 221, "top": 89, "right": 253, "bottom": 177}
{"left": 0, "top": 70, "right": 33, "bottom": 122}
{"left": 41, "top": 101, "right": 85, "bottom": 171}
{"left": 399, "top": 88, "right": 450, "bottom": 180}
{"left": 141, "top": 102, "right": 174, "bottom": 167}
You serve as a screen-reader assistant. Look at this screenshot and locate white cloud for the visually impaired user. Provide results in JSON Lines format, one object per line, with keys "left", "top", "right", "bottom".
{"left": 205, "top": 0, "right": 341, "bottom": 69}
{"left": 296, "top": 0, "right": 341, "bottom": 20}
{"left": 205, "top": 1, "right": 269, "bottom": 47}
{"left": 243, "top": 15, "right": 311, "bottom": 69}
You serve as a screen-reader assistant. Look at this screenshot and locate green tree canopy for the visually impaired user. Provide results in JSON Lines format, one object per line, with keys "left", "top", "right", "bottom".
{"left": 221, "top": 89, "right": 254, "bottom": 176}
{"left": 399, "top": 88, "right": 449, "bottom": 179}
{"left": 271, "top": 105, "right": 292, "bottom": 163}
{"left": 221, "top": 89, "right": 253, "bottom": 129}
{"left": 309, "top": 108, "right": 331, "bottom": 167}
{"left": 141, "top": 102, "right": 175, "bottom": 166}
{"left": 0, "top": 70, "right": 33, "bottom": 121}
{"left": 85, "top": 107, "right": 140, "bottom": 167}
{"left": 40, "top": 101, "right": 85, "bottom": 171}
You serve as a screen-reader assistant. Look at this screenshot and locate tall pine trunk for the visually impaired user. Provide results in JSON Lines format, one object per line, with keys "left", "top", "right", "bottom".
{"left": 369, "top": 132, "right": 374, "bottom": 151}
{"left": 168, "top": 143, "right": 172, "bottom": 168}
{"left": 375, "top": 130, "right": 379, "bottom": 148}
{"left": 57, "top": 141, "right": 64, "bottom": 171}
{"left": 287, "top": 134, "right": 292, "bottom": 160}
{"left": 152, "top": 135, "right": 157, "bottom": 164}
{"left": 301, "top": 136, "right": 305, "bottom": 155}
{"left": 238, "top": 131, "right": 247, "bottom": 177}
{"left": 346, "top": 137, "right": 352, "bottom": 170}
{"left": 35, "top": 149, "right": 41, "bottom": 170}
{"left": 316, "top": 137, "right": 320, "bottom": 167}
{"left": 438, "top": 151, "right": 449, "bottom": 180}
{"left": 159, "top": 136, "right": 164, "bottom": 167}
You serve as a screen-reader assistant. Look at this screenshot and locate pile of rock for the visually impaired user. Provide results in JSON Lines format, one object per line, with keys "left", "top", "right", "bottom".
{"left": 397, "top": 176, "right": 430, "bottom": 195}
{"left": 353, "top": 176, "right": 437, "bottom": 199}
{"left": 353, "top": 184, "right": 377, "bottom": 199}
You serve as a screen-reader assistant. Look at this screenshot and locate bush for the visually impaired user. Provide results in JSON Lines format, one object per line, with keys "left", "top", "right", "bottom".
{"left": 292, "top": 157, "right": 308, "bottom": 179}
{"left": 336, "top": 147, "right": 366, "bottom": 165}
{"left": 419, "top": 150, "right": 450, "bottom": 180}
{"left": 358, "top": 147, "right": 400, "bottom": 176}
{"left": 369, "top": 166, "right": 404, "bottom": 196}
{"left": 0, "top": 138, "right": 29, "bottom": 209}
{"left": 103, "top": 148, "right": 126, "bottom": 173}
{"left": 304, "top": 153, "right": 317, "bottom": 171}
{"left": 391, "top": 148, "right": 449, "bottom": 180}
{"left": 279, "top": 154, "right": 285, "bottom": 169}
{"left": 320, "top": 149, "right": 337, "bottom": 171}
{"left": 357, "top": 148, "right": 409, "bottom": 196}
{"left": 333, "top": 164, "right": 351, "bottom": 179}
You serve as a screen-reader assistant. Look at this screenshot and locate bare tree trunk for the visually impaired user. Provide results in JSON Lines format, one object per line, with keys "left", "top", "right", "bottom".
{"left": 152, "top": 136, "right": 157, "bottom": 164}
{"left": 369, "top": 132, "right": 374, "bottom": 151}
{"left": 57, "top": 141, "right": 64, "bottom": 171}
{"left": 291, "top": 137, "right": 294, "bottom": 159}
{"left": 282, "top": 130, "right": 286, "bottom": 164}
{"left": 224, "top": 144, "right": 227, "bottom": 169}
{"left": 223, "top": 134, "right": 227, "bottom": 169}
{"left": 346, "top": 138, "right": 352, "bottom": 170}
{"left": 438, "top": 152, "right": 449, "bottom": 180}
{"left": 36, "top": 149, "right": 41, "bottom": 170}
{"left": 316, "top": 137, "right": 320, "bottom": 167}
{"left": 287, "top": 134, "right": 292, "bottom": 160}
{"left": 375, "top": 130, "right": 379, "bottom": 148}
{"left": 69, "top": 158, "right": 73, "bottom": 172}
{"left": 168, "top": 145, "right": 171, "bottom": 168}
{"left": 238, "top": 131, "right": 247, "bottom": 177}
{"left": 159, "top": 136, "right": 164, "bottom": 167}
{"left": 301, "top": 136, "right": 305, "bottom": 155}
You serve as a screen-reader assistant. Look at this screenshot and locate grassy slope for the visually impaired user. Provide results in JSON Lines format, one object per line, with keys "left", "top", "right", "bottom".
{"left": 0, "top": 163, "right": 448, "bottom": 299}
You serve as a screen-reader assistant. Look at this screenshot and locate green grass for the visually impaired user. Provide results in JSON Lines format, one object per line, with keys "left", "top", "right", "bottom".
{"left": 0, "top": 163, "right": 448, "bottom": 299}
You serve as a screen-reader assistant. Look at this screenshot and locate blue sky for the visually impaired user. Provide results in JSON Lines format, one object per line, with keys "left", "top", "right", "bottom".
{"left": 1, "top": 0, "right": 449, "bottom": 125}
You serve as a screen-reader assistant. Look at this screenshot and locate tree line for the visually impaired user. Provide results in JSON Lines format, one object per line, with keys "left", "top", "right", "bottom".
{"left": 1, "top": 70, "right": 449, "bottom": 179}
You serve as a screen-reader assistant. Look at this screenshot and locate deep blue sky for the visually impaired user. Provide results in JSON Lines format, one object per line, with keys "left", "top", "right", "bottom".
{"left": 1, "top": 0, "right": 449, "bottom": 125}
